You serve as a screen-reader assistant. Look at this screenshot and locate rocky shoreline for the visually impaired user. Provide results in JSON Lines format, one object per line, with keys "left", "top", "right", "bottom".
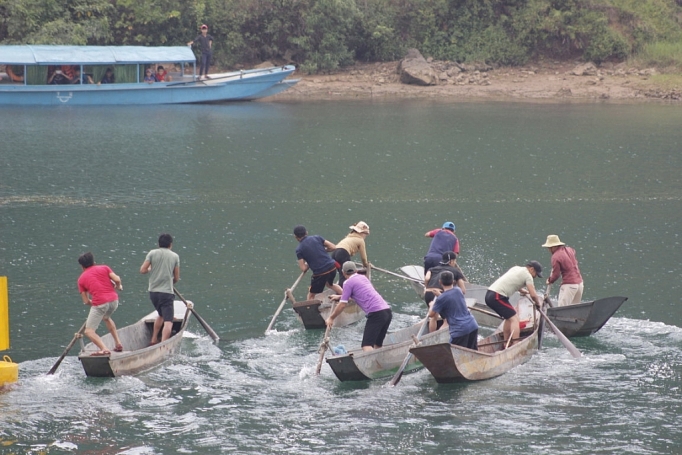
{"left": 272, "top": 59, "right": 682, "bottom": 103}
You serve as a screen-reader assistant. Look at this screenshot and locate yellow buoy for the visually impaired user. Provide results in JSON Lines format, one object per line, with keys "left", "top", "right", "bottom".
{"left": 0, "top": 355, "right": 18, "bottom": 386}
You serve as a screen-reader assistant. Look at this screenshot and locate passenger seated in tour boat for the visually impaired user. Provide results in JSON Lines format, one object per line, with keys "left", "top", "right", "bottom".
{"left": 155, "top": 65, "right": 171, "bottom": 82}
{"left": 99, "top": 67, "right": 115, "bottom": 84}
{"left": 427, "top": 271, "right": 479, "bottom": 349}
{"left": 72, "top": 68, "right": 94, "bottom": 84}
{"left": 144, "top": 68, "right": 156, "bottom": 83}
{"left": 48, "top": 66, "right": 74, "bottom": 85}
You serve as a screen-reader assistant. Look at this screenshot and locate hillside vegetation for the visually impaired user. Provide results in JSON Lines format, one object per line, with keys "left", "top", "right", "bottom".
{"left": 1, "top": 0, "right": 681, "bottom": 73}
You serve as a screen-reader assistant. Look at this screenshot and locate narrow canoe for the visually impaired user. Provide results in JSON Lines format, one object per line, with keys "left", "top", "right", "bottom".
{"left": 409, "top": 324, "right": 539, "bottom": 383}
{"left": 78, "top": 300, "right": 190, "bottom": 377}
{"left": 545, "top": 296, "right": 628, "bottom": 337}
{"left": 401, "top": 265, "right": 626, "bottom": 337}
{"left": 326, "top": 321, "right": 450, "bottom": 381}
{"left": 292, "top": 289, "right": 364, "bottom": 330}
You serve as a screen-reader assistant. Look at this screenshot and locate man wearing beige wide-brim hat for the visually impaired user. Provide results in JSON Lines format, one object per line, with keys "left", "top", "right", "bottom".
{"left": 542, "top": 235, "right": 584, "bottom": 307}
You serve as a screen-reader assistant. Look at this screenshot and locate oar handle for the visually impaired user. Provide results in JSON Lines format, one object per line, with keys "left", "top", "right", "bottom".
{"left": 47, "top": 321, "right": 87, "bottom": 375}
{"left": 174, "top": 287, "right": 220, "bottom": 342}
{"left": 367, "top": 264, "right": 424, "bottom": 284}
{"left": 315, "top": 301, "right": 336, "bottom": 375}
{"left": 388, "top": 316, "right": 430, "bottom": 386}
{"left": 265, "top": 270, "right": 307, "bottom": 333}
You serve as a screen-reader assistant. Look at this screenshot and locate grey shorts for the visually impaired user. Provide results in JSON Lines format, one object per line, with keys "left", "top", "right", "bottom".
{"left": 85, "top": 300, "right": 119, "bottom": 330}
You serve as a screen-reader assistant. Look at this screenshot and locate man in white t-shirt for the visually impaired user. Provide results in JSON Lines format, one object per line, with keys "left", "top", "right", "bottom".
{"left": 485, "top": 261, "right": 543, "bottom": 346}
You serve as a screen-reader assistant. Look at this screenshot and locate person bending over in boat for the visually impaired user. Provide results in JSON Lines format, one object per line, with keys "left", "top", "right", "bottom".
{"left": 326, "top": 262, "right": 392, "bottom": 351}
{"left": 331, "top": 221, "right": 370, "bottom": 287}
{"left": 423, "top": 221, "right": 459, "bottom": 274}
{"left": 427, "top": 271, "right": 478, "bottom": 348}
{"left": 77, "top": 252, "right": 124, "bottom": 356}
{"left": 294, "top": 225, "right": 342, "bottom": 301}
{"left": 423, "top": 251, "right": 466, "bottom": 307}
{"left": 485, "top": 261, "right": 543, "bottom": 346}
{"left": 542, "top": 234, "right": 584, "bottom": 307}
{"left": 140, "top": 233, "right": 180, "bottom": 345}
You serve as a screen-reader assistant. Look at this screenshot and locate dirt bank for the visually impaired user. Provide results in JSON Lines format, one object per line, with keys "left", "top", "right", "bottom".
{"left": 272, "top": 60, "right": 682, "bottom": 102}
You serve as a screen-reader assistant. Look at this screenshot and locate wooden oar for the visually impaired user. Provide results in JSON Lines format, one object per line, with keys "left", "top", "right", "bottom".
{"left": 368, "top": 264, "right": 424, "bottom": 284}
{"left": 265, "top": 270, "right": 307, "bottom": 333}
{"left": 173, "top": 287, "right": 220, "bottom": 342}
{"left": 315, "top": 301, "right": 336, "bottom": 375}
{"left": 388, "top": 316, "right": 430, "bottom": 386}
{"left": 47, "top": 321, "right": 87, "bottom": 375}
{"left": 544, "top": 283, "right": 556, "bottom": 308}
{"left": 536, "top": 304, "right": 581, "bottom": 358}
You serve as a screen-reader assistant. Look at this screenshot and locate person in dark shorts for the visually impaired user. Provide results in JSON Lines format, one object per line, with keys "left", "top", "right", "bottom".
{"left": 423, "top": 251, "right": 466, "bottom": 306}
{"left": 140, "top": 233, "right": 180, "bottom": 344}
{"left": 294, "top": 225, "right": 343, "bottom": 301}
{"left": 327, "top": 261, "right": 392, "bottom": 351}
{"left": 485, "top": 261, "right": 543, "bottom": 346}
{"left": 423, "top": 221, "right": 459, "bottom": 274}
{"left": 428, "top": 271, "right": 478, "bottom": 349}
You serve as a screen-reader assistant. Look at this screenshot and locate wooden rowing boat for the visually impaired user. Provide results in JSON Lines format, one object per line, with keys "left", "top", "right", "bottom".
{"left": 400, "top": 265, "right": 626, "bottom": 337}
{"left": 291, "top": 289, "right": 364, "bottom": 330}
{"left": 325, "top": 321, "right": 451, "bottom": 381}
{"left": 78, "top": 300, "right": 190, "bottom": 377}
{"left": 544, "top": 296, "right": 628, "bottom": 337}
{"left": 409, "top": 323, "right": 540, "bottom": 383}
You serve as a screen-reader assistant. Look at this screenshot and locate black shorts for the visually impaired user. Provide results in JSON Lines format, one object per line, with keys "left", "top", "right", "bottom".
{"left": 423, "top": 255, "right": 441, "bottom": 274}
{"left": 150, "top": 292, "right": 175, "bottom": 322}
{"left": 485, "top": 290, "right": 517, "bottom": 320}
{"left": 310, "top": 268, "right": 337, "bottom": 294}
{"left": 451, "top": 328, "right": 478, "bottom": 350}
{"left": 362, "top": 308, "right": 392, "bottom": 348}
{"left": 331, "top": 249, "right": 351, "bottom": 285}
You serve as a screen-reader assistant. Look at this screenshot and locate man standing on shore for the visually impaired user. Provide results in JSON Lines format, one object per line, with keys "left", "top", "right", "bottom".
{"left": 188, "top": 24, "right": 213, "bottom": 80}
{"left": 140, "top": 233, "right": 180, "bottom": 345}
{"left": 542, "top": 235, "right": 584, "bottom": 307}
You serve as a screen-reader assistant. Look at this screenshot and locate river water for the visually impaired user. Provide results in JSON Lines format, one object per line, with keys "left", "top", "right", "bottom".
{"left": 0, "top": 99, "right": 680, "bottom": 454}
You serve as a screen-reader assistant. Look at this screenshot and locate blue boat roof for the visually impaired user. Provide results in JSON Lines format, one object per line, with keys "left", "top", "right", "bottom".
{"left": 0, "top": 45, "right": 196, "bottom": 65}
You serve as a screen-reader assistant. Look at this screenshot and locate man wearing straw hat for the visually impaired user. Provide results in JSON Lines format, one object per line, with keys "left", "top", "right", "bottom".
{"left": 542, "top": 235, "right": 584, "bottom": 307}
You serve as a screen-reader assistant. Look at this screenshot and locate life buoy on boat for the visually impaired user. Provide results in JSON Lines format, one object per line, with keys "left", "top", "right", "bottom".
{"left": 5, "top": 65, "right": 23, "bottom": 82}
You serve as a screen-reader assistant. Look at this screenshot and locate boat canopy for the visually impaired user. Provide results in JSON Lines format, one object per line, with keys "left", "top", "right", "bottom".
{"left": 0, "top": 45, "right": 196, "bottom": 65}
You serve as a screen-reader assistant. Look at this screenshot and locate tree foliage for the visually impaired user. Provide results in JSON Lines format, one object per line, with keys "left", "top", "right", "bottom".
{"left": 1, "top": 0, "right": 681, "bottom": 71}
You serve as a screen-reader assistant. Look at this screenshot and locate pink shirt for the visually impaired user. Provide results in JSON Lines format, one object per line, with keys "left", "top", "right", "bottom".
{"left": 77, "top": 265, "right": 118, "bottom": 305}
{"left": 548, "top": 246, "right": 583, "bottom": 285}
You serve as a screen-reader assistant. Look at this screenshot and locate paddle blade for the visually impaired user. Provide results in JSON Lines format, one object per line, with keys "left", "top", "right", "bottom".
{"left": 539, "top": 308, "right": 581, "bottom": 358}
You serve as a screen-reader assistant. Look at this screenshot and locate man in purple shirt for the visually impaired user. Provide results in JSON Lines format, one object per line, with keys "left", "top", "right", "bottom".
{"left": 542, "top": 235, "right": 584, "bottom": 307}
{"left": 326, "top": 261, "right": 392, "bottom": 351}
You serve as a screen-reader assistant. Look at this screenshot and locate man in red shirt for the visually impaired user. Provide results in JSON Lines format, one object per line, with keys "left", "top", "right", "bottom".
{"left": 77, "top": 252, "right": 124, "bottom": 355}
{"left": 542, "top": 235, "right": 584, "bottom": 307}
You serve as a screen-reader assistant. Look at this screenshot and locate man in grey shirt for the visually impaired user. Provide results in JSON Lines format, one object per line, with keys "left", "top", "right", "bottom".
{"left": 140, "top": 233, "right": 180, "bottom": 344}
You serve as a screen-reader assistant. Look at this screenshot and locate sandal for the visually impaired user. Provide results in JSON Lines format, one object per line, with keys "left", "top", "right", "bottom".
{"left": 114, "top": 344, "right": 124, "bottom": 352}
{"left": 91, "top": 350, "right": 111, "bottom": 356}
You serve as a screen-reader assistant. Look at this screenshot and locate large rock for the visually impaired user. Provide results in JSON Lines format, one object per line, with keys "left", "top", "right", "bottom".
{"left": 571, "top": 62, "right": 598, "bottom": 76}
{"left": 398, "top": 49, "right": 437, "bottom": 86}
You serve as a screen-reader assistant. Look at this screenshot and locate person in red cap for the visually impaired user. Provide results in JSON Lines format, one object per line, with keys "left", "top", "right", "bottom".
{"left": 187, "top": 24, "right": 213, "bottom": 80}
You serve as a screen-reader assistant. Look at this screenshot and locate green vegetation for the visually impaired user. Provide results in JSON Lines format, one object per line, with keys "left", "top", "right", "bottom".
{"left": 1, "top": 0, "right": 681, "bottom": 73}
